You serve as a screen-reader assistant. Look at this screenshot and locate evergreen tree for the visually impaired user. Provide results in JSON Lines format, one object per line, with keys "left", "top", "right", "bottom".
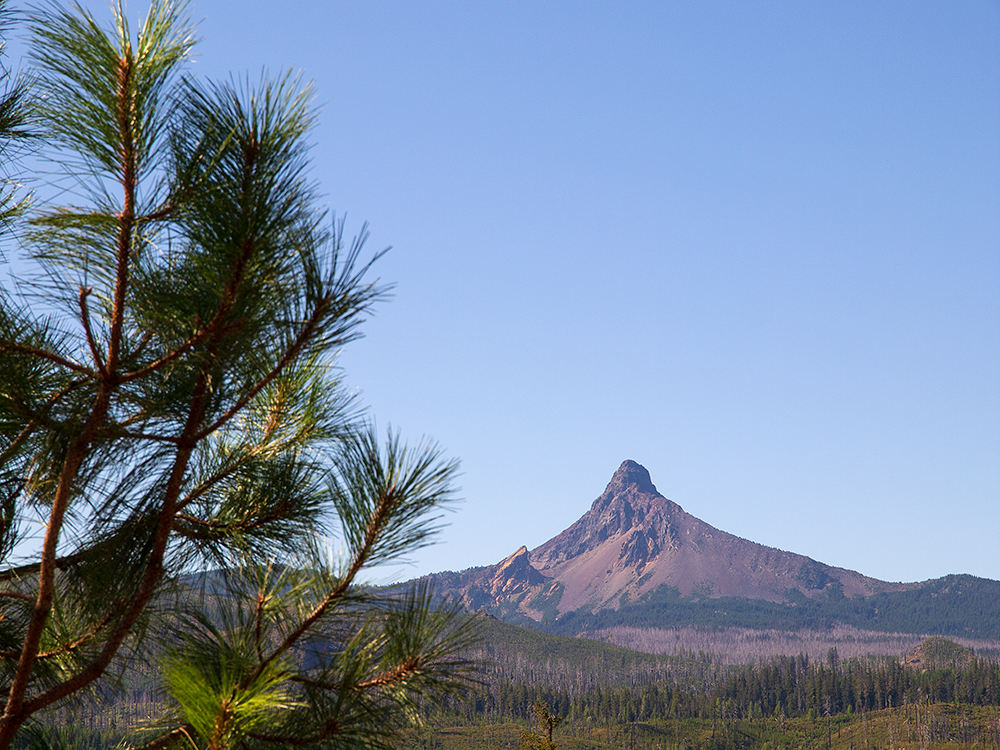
{"left": 521, "top": 700, "right": 561, "bottom": 750}
{"left": 0, "top": 0, "right": 32, "bottom": 230}
{"left": 0, "top": 1, "right": 474, "bottom": 747}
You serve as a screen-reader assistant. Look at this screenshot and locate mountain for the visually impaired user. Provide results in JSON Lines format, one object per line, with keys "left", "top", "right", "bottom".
{"left": 428, "top": 460, "right": 911, "bottom": 620}
{"left": 423, "top": 460, "right": 1000, "bottom": 640}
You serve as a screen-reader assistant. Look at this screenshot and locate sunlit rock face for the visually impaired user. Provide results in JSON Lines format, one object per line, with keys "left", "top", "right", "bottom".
{"left": 423, "top": 460, "right": 913, "bottom": 622}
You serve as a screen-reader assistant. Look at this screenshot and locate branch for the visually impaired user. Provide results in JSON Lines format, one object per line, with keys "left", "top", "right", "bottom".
{"left": 0, "top": 608, "right": 116, "bottom": 660}
{"left": 118, "top": 316, "right": 241, "bottom": 384}
{"left": 132, "top": 725, "right": 195, "bottom": 750}
{"left": 104, "top": 47, "right": 136, "bottom": 377}
{"left": 13, "top": 327, "right": 220, "bottom": 721}
{"left": 242, "top": 484, "right": 398, "bottom": 688}
{"left": 247, "top": 720, "right": 342, "bottom": 747}
{"left": 175, "top": 416, "right": 284, "bottom": 513}
{"left": 78, "top": 286, "right": 107, "bottom": 378}
{"left": 0, "top": 377, "right": 117, "bottom": 737}
{"left": 289, "top": 657, "right": 422, "bottom": 693}
{"left": 124, "top": 228, "right": 254, "bottom": 397}
{"left": 0, "top": 550, "right": 88, "bottom": 583}
{"left": 141, "top": 175, "right": 200, "bottom": 223}
{"left": 13, "top": 223, "right": 265, "bottom": 721}
{"left": 0, "top": 341, "right": 95, "bottom": 376}
{"left": 354, "top": 658, "right": 422, "bottom": 690}
{"left": 170, "top": 503, "right": 294, "bottom": 540}
{"left": 194, "top": 294, "right": 331, "bottom": 442}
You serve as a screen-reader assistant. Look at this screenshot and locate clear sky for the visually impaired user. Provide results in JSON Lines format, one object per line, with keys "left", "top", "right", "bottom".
{"left": 6, "top": 2, "right": 999, "bottom": 584}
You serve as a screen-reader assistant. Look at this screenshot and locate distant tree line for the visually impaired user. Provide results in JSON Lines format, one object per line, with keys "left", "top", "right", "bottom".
{"left": 542, "top": 575, "right": 1000, "bottom": 641}
{"left": 439, "top": 652, "right": 1000, "bottom": 729}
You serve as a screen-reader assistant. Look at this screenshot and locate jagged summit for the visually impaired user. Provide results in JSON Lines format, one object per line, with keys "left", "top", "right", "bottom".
{"left": 423, "top": 460, "right": 912, "bottom": 622}
{"left": 530, "top": 460, "right": 680, "bottom": 575}
{"left": 604, "top": 460, "right": 658, "bottom": 497}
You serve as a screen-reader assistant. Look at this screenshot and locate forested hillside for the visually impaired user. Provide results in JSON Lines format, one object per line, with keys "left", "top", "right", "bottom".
{"left": 536, "top": 574, "right": 1000, "bottom": 641}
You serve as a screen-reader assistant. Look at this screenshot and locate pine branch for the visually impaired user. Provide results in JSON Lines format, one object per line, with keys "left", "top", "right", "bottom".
{"left": 0, "top": 340, "right": 95, "bottom": 376}
{"left": 0, "top": 378, "right": 117, "bottom": 739}
{"left": 192, "top": 293, "right": 330, "bottom": 442}
{"left": 77, "top": 286, "right": 107, "bottom": 377}
{"left": 170, "top": 504, "right": 296, "bottom": 541}
{"left": 132, "top": 725, "right": 195, "bottom": 750}
{"left": 0, "top": 379, "right": 87, "bottom": 469}
{"left": 174, "top": 414, "right": 286, "bottom": 513}
{"left": 246, "top": 720, "right": 343, "bottom": 747}
{"left": 236, "top": 483, "right": 398, "bottom": 692}
{"left": 0, "top": 607, "right": 116, "bottom": 660}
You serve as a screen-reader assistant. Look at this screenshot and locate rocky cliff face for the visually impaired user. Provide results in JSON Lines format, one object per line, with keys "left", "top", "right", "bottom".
{"left": 425, "top": 460, "right": 911, "bottom": 621}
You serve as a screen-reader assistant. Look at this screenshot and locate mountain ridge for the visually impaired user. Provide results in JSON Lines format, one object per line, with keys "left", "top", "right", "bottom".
{"left": 425, "top": 460, "right": 916, "bottom": 621}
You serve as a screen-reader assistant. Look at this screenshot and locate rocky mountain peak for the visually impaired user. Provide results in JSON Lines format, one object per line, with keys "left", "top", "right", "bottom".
{"left": 528, "top": 461, "right": 676, "bottom": 573}
{"left": 606, "top": 460, "right": 658, "bottom": 497}
{"left": 487, "top": 545, "right": 545, "bottom": 597}
{"left": 422, "top": 460, "right": 914, "bottom": 623}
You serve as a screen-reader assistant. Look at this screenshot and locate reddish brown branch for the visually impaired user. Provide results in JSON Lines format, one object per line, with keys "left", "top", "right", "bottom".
{"left": 10, "top": 216, "right": 262, "bottom": 726}
{"left": 0, "top": 341, "right": 95, "bottom": 377}
{"left": 15, "top": 376, "right": 205, "bottom": 720}
{"left": 0, "top": 380, "right": 117, "bottom": 741}
{"left": 106, "top": 47, "right": 135, "bottom": 377}
{"left": 170, "top": 503, "right": 295, "bottom": 540}
{"left": 0, "top": 608, "right": 116, "bottom": 660}
{"left": 133, "top": 725, "right": 195, "bottom": 750}
{"left": 248, "top": 719, "right": 342, "bottom": 747}
{"left": 289, "top": 657, "right": 422, "bottom": 693}
{"left": 354, "top": 658, "right": 421, "bottom": 690}
{"left": 194, "top": 294, "right": 330, "bottom": 441}
{"left": 78, "top": 286, "right": 107, "bottom": 378}
{"left": 118, "top": 316, "right": 242, "bottom": 384}
{"left": 175, "top": 410, "right": 284, "bottom": 513}
{"left": 242, "top": 485, "right": 397, "bottom": 689}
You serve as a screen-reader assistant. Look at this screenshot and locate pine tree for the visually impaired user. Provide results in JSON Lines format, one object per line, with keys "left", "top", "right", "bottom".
{"left": 0, "top": 0, "right": 32, "bottom": 230}
{"left": 0, "top": 2, "right": 475, "bottom": 747}
{"left": 521, "top": 700, "right": 562, "bottom": 750}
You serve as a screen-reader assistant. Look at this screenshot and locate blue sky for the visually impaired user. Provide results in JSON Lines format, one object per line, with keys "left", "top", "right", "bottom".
{"left": 7, "top": 1, "right": 999, "bottom": 584}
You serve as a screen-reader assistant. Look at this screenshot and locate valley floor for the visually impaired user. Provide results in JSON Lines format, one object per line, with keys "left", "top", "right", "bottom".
{"left": 401, "top": 704, "right": 1000, "bottom": 750}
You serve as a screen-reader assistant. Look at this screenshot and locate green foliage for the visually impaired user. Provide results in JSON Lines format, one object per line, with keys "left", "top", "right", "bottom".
{"left": 521, "top": 700, "right": 561, "bottom": 750}
{"left": 162, "top": 651, "right": 295, "bottom": 750}
{"left": 915, "top": 637, "right": 975, "bottom": 668}
{"left": 0, "top": 1, "right": 474, "bottom": 747}
{"left": 528, "top": 583, "right": 564, "bottom": 625}
{"left": 0, "top": 0, "right": 33, "bottom": 233}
